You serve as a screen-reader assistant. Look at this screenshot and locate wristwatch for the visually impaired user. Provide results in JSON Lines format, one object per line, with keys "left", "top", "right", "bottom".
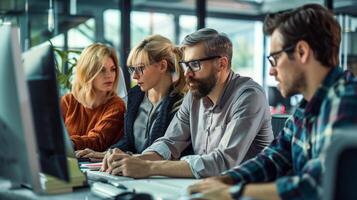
{"left": 229, "top": 182, "right": 245, "bottom": 200}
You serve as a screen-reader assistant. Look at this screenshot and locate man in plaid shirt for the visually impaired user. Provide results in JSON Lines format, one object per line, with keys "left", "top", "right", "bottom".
{"left": 188, "top": 4, "right": 357, "bottom": 200}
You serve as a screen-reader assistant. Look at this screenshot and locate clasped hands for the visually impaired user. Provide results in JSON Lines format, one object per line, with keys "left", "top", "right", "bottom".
{"left": 100, "top": 148, "right": 152, "bottom": 178}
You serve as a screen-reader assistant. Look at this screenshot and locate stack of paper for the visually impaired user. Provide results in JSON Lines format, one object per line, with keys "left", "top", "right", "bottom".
{"left": 80, "top": 162, "right": 102, "bottom": 171}
{"left": 40, "top": 157, "right": 87, "bottom": 194}
{"left": 40, "top": 173, "right": 73, "bottom": 194}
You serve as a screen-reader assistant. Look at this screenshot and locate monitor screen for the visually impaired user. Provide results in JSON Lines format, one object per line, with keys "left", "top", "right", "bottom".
{"left": 23, "top": 43, "right": 69, "bottom": 182}
{"left": 0, "top": 25, "right": 41, "bottom": 192}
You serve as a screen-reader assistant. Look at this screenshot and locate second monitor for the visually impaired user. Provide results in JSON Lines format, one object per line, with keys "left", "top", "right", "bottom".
{"left": 23, "top": 43, "right": 69, "bottom": 182}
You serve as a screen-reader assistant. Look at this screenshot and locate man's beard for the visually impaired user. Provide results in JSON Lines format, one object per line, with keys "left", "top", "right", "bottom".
{"left": 279, "top": 70, "right": 306, "bottom": 98}
{"left": 187, "top": 71, "right": 217, "bottom": 98}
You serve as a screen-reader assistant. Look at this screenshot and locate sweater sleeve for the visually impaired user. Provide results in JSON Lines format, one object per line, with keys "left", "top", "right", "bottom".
{"left": 71, "top": 98, "right": 125, "bottom": 151}
{"left": 60, "top": 94, "right": 70, "bottom": 119}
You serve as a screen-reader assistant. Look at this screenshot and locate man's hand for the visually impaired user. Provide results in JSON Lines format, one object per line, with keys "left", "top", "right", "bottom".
{"left": 109, "top": 155, "right": 152, "bottom": 178}
{"left": 188, "top": 177, "right": 234, "bottom": 200}
{"left": 242, "top": 183, "right": 280, "bottom": 200}
{"left": 75, "top": 148, "right": 106, "bottom": 161}
{"left": 100, "top": 148, "right": 126, "bottom": 172}
{"left": 189, "top": 177, "right": 280, "bottom": 200}
{"left": 102, "top": 150, "right": 193, "bottom": 178}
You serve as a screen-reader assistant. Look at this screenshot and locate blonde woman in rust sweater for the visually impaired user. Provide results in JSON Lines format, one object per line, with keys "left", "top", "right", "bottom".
{"left": 61, "top": 43, "right": 125, "bottom": 151}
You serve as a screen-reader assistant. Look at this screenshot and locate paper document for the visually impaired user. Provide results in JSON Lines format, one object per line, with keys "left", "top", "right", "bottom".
{"left": 80, "top": 162, "right": 102, "bottom": 171}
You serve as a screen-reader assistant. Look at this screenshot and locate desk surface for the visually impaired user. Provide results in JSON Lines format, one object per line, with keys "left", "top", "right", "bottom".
{"left": 0, "top": 177, "right": 199, "bottom": 200}
{"left": 0, "top": 186, "right": 97, "bottom": 200}
{"left": 118, "top": 177, "right": 199, "bottom": 199}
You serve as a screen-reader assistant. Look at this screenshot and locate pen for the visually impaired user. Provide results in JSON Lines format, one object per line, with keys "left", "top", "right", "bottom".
{"left": 107, "top": 180, "right": 129, "bottom": 190}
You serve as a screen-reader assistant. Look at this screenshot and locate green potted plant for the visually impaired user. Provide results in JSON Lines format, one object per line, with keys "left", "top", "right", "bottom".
{"left": 52, "top": 47, "right": 81, "bottom": 95}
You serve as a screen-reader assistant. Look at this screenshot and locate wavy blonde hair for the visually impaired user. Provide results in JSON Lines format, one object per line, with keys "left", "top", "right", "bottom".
{"left": 127, "top": 34, "right": 186, "bottom": 95}
{"left": 72, "top": 43, "right": 120, "bottom": 108}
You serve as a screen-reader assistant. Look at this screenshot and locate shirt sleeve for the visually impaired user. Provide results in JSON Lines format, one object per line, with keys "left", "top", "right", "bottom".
{"left": 60, "top": 94, "right": 70, "bottom": 119}
{"left": 223, "top": 116, "right": 295, "bottom": 184}
{"left": 71, "top": 99, "right": 126, "bottom": 151}
{"left": 142, "top": 92, "right": 192, "bottom": 159}
{"left": 182, "top": 88, "right": 273, "bottom": 178}
{"left": 275, "top": 157, "right": 322, "bottom": 200}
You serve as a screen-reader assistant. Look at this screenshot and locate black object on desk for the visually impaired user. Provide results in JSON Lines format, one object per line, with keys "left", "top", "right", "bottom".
{"left": 115, "top": 192, "right": 153, "bottom": 200}
{"left": 77, "top": 157, "right": 91, "bottom": 162}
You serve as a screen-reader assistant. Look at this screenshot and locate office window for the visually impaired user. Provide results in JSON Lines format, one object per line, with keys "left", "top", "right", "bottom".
{"left": 338, "top": 15, "right": 357, "bottom": 74}
{"left": 49, "top": 33, "right": 65, "bottom": 47}
{"left": 207, "top": 18, "right": 264, "bottom": 85}
{"left": 49, "top": 19, "right": 95, "bottom": 49}
{"left": 131, "top": 11, "right": 175, "bottom": 47}
{"left": 104, "top": 9, "right": 121, "bottom": 48}
{"left": 67, "top": 19, "right": 95, "bottom": 48}
{"left": 179, "top": 15, "right": 197, "bottom": 44}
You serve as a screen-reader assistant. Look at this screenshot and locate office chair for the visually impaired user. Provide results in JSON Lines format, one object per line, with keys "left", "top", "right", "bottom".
{"left": 268, "top": 86, "right": 290, "bottom": 108}
{"left": 271, "top": 114, "right": 289, "bottom": 138}
{"left": 323, "top": 127, "right": 357, "bottom": 200}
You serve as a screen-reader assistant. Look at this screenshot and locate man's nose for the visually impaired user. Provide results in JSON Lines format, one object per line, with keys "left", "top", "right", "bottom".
{"left": 184, "top": 67, "right": 194, "bottom": 77}
{"left": 269, "top": 67, "right": 277, "bottom": 77}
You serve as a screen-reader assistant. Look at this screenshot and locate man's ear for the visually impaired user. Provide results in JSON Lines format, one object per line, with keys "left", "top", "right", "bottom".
{"left": 217, "top": 56, "right": 228, "bottom": 71}
{"left": 296, "top": 40, "right": 310, "bottom": 64}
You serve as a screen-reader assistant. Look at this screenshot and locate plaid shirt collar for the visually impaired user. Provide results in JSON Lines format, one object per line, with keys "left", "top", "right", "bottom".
{"left": 303, "top": 67, "right": 344, "bottom": 119}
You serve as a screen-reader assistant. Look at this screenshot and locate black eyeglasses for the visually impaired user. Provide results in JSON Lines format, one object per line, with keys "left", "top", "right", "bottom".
{"left": 128, "top": 65, "right": 145, "bottom": 75}
{"left": 267, "top": 45, "right": 296, "bottom": 67}
{"left": 179, "top": 55, "right": 221, "bottom": 72}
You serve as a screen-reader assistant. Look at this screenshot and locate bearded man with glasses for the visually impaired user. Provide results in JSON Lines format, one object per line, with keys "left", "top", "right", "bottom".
{"left": 102, "top": 28, "right": 273, "bottom": 179}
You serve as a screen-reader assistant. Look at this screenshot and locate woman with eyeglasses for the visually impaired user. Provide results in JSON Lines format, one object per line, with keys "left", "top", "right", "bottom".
{"left": 76, "top": 34, "right": 187, "bottom": 160}
{"left": 61, "top": 43, "right": 126, "bottom": 152}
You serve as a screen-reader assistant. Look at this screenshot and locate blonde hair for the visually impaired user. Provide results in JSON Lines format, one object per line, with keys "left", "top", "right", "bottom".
{"left": 126, "top": 34, "right": 186, "bottom": 95}
{"left": 72, "top": 43, "right": 120, "bottom": 108}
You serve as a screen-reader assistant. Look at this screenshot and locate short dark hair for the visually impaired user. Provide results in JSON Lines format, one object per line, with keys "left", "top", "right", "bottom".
{"left": 263, "top": 4, "right": 341, "bottom": 68}
{"left": 181, "top": 28, "right": 233, "bottom": 68}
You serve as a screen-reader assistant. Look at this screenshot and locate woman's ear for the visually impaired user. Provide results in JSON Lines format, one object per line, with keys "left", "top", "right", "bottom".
{"left": 159, "top": 59, "right": 168, "bottom": 72}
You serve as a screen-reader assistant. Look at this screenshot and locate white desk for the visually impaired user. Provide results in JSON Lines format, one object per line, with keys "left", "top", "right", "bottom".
{"left": 116, "top": 177, "right": 199, "bottom": 199}
{"left": 0, "top": 177, "right": 199, "bottom": 200}
{"left": 0, "top": 186, "right": 96, "bottom": 200}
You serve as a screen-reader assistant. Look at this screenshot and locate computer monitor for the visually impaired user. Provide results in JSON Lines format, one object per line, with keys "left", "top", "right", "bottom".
{"left": 0, "top": 25, "right": 41, "bottom": 192}
{"left": 23, "top": 42, "right": 69, "bottom": 182}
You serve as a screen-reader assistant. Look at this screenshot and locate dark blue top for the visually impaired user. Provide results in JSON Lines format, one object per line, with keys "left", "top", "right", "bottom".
{"left": 111, "top": 85, "right": 185, "bottom": 154}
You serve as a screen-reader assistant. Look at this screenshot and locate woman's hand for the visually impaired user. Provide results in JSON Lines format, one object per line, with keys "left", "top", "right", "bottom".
{"left": 75, "top": 148, "right": 106, "bottom": 162}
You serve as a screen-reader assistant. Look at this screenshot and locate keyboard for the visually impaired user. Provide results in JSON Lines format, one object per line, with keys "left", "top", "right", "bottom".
{"left": 86, "top": 170, "right": 133, "bottom": 182}
{"left": 91, "top": 182, "right": 127, "bottom": 199}
{"left": 119, "top": 179, "right": 198, "bottom": 199}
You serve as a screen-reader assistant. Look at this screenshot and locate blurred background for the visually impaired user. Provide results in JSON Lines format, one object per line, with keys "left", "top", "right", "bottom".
{"left": 1, "top": 0, "right": 356, "bottom": 114}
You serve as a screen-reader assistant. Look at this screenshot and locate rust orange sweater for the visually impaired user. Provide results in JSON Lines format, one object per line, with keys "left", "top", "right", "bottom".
{"left": 60, "top": 93, "right": 125, "bottom": 151}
